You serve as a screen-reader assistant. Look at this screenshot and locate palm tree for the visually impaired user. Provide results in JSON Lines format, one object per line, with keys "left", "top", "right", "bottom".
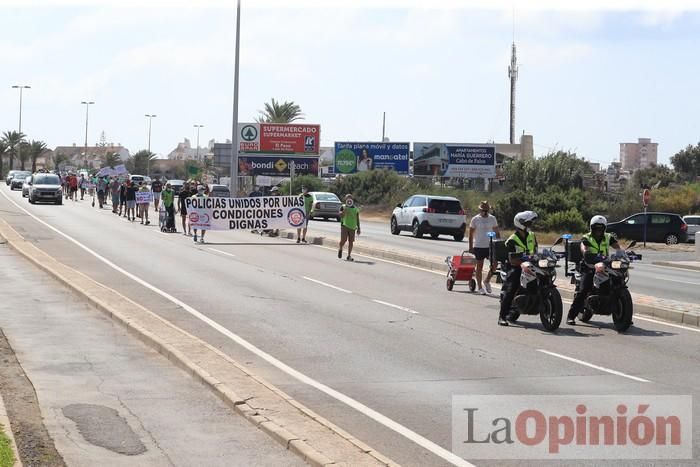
{"left": 101, "top": 151, "right": 121, "bottom": 169}
{"left": 0, "top": 141, "right": 8, "bottom": 178}
{"left": 256, "top": 98, "right": 304, "bottom": 123}
{"left": 1, "top": 130, "right": 25, "bottom": 171}
{"left": 17, "top": 141, "right": 32, "bottom": 170}
{"left": 29, "top": 140, "right": 47, "bottom": 173}
{"left": 126, "top": 150, "right": 157, "bottom": 174}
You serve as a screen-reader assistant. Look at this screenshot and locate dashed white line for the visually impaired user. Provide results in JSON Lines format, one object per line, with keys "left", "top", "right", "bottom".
{"left": 372, "top": 299, "right": 419, "bottom": 314}
{"left": 208, "top": 248, "right": 236, "bottom": 258}
{"left": 537, "top": 349, "right": 651, "bottom": 383}
{"left": 302, "top": 276, "right": 352, "bottom": 294}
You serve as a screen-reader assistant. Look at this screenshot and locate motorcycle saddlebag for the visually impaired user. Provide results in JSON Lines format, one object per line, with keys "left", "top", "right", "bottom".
{"left": 490, "top": 239, "right": 509, "bottom": 264}
{"left": 567, "top": 240, "right": 582, "bottom": 264}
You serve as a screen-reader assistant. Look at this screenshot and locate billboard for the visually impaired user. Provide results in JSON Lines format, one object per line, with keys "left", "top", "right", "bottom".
{"left": 237, "top": 155, "right": 319, "bottom": 177}
{"left": 413, "top": 143, "right": 496, "bottom": 178}
{"left": 238, "top": 123, "right": 320, "bottom": 155}
{"left": 334, "top": 142, "right": 410, "bottom": 175}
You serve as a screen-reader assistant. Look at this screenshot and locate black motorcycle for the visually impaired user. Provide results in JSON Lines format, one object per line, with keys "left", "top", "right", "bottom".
{"left": 564, "top": 239, "right": 641, "bottom": 332}
{"left": 493, "top": 237, "right": 565, "bottom": 332}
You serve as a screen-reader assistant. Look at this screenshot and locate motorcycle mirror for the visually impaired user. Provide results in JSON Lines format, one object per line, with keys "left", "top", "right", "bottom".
{"left": 552, "top": 237, "right": 564, "bottom": 247}
{"left": 627, "top": 240, "right": 637, "bottom": 249}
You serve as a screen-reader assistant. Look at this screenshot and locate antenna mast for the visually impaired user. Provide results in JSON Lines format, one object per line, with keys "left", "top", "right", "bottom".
{"left": 508, "top": 11, "right": 518, "bottom": 145}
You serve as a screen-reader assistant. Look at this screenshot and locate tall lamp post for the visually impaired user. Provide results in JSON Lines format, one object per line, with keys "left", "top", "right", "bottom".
{"left": 145, "top": 114, "right": 157, "bottom": 175}
{"left": 81, "top": 101, "right": 95, "bottom": 170}
{"left": 230, "top": 0, "right": 241, "bottom": 196}
{"left": 194, "top": 124, "right": 204, "bottom": 160}
{"left": 11, "top": 85, "right": 31, "bottom": 170}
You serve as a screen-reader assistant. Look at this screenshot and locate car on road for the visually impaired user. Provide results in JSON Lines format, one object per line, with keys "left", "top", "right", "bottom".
{"left": 606, "top": 212, "right": 688, "bottom": 245}
{"left": 208, "top": 184, "right": 231, "bottom": 198}
{"left": 129, "top": 174, "right": 147, "bottom": 186}
{"left": 6, "top": 170, "right": 22, "bottom": 185}
{"left": 21, "top": 175, "right": 32, "bottom": 197}
{"left": 309, "top": 192, "right": 342, "bottom": 221}
{"left": 28, "top": 173, "right": 63, "bottom": 205}
{"left": 683, "top": 215, "right": 700, "bottom": 242}
{"left": 390, "top": 195, "right": 466, "bottom": 241}
{"left": 167, "top": 179, "right": 185, "bottom": 196}
{"left": 10, "top": 171, "right": 32, "bottom": 190}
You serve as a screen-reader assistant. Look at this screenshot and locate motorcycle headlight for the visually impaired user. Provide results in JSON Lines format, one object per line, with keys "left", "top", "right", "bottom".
{"left": 611, "top": 260, "right": 622, "bottom": 269}
{"left": 538, "top": 259, "right": 550, "bottom": 268}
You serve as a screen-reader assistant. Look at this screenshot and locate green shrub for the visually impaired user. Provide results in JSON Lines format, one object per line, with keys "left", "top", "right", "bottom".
{"left": 540, "top": 208, "right": 587, "bottom": 234}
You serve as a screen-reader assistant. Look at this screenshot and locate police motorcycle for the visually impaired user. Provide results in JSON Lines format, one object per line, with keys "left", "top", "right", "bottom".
{"left": 563, "top": 235, "right": 642, "bottom": 332}
{"left": 490, "top": 232, "right": 565, "bottom": 331}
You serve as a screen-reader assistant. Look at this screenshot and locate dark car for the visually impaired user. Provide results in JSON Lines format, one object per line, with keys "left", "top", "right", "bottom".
{"left": 606, "top": 212, "right": 688, "bottom": 245}
{"left": 208, "top": 184, "right": 231, "bottom": 198}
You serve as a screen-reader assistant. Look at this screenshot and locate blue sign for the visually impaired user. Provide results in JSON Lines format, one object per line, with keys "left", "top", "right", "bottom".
{"left": 334, "top": 142, "right": 410, "bottom": 175}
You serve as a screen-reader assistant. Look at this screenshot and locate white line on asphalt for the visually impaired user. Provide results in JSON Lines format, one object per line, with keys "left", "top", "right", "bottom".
{"left": 649, "top": 277, "right": 700, "bottom": 286}
{"left": 208, "top": 248, "right": 236, "bottom": 258}
{"left": 302, "top": 276, "right": 352, "bottom": 294}
{"left": 536, "top": 349, "right": 651, "bottom": 383}
{"left": 372, "top": 299, "right": 419, "bottom": 314}
{"left": 634, "top": 315, "right": 700, "bottom": 333}
{"left": 0, "top": 189, "right": 474, "bottom": 467}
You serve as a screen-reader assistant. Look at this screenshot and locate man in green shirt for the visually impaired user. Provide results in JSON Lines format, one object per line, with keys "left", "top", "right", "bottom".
{"left": 338, "top": 194, "right": 361, "bottom": 261}
{"left": 162, "top": 183, "right": 176, "bottom": 232}
{"left": 297, "top": 186, "right": 314, "bottom": 244}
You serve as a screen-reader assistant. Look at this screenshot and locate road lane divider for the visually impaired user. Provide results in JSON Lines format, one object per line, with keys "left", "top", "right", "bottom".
{"left": 302, "top": 276, "right": 353, "bottom": 294}
{"left": 208, "top": 248, "right": 236, "bottom": 258}
{"left": 0, "top": 189, "right": 478, "bottom": 467}
{"left": 372, "top": 300, "right": 419, "bottom": 315}
{"left": 537, "top": 349, "right": 651, "bottom": 383}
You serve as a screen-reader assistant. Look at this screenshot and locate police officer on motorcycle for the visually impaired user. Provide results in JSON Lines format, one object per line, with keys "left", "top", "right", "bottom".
{"left": 566, "top": 215, "right": 621, "bottom": 325}
{"left": 499, "top": 211, "right": 538, "bottom": 326}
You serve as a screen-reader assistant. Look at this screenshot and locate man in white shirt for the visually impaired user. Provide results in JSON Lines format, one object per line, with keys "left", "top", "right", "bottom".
{"left": 468, "top": 201, "right": 500, "bottom": 295}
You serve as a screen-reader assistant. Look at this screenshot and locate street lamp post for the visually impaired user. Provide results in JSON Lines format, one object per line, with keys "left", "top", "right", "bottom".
{"left": 81, "top": 101, "right": 95, "bottom": 170}
{"left": 145, "top": 114, "right": 157, "bottom": 175}
{"left": 230, "top": 0, "right": 241, "bottom": 196}
{"left": 11, "top": 85, "right": 31, "bottom": 170}
{"left": 194, "top": 124, "right": 204, "bottom": 160}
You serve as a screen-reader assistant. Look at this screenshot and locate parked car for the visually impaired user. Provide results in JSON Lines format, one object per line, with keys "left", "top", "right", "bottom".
{"left": 683, "top": 215, "right": 700, "bottom": 243}
{"left": 606, "top": 212, "right": 688, "bottom": 245}
{"left": 10, "top": 171, "right": 32, "bottom": 190}
{"left": 28, "top": 173, "right": 63, "bottom": 205}
{"left": 309, "top": 192, "right": 342, "bottom": 221}
{"left": 6, "top": 170, "right": 22, "bottom": 185}
{"left": 167, "top": 179, "right": 185, "bottom": 195}
{"left": 21, "top": 176, "right": 32, "bottom": 197}
{"left": 390, "top": 195, "right": 466, "bottom": 241}
{"left": 129, "top": 174, "right": 146, "bottom": 185}
{"left": 208, "top": 184, "right": 231, "bottom": 198}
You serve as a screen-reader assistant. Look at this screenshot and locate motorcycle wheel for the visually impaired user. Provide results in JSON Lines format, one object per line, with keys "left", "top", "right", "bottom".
{"left": 446, "top": 277, "right": 454, "bottom": 291}
{"left": 469, "top": 279, "right": 476, "bottom": 292}
{"left": 612, "top": 289, "right": 634, "bottom": 332}
{"left": 540, "top": 288, "right": 563, "bottom": 332}
{"left": 579, "top": 309, "right": 593, "bottom": 323}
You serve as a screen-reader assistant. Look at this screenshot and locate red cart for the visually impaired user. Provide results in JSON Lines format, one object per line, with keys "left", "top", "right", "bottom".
{"left": 445, "top": 251, "right": 477, "bottom": 292}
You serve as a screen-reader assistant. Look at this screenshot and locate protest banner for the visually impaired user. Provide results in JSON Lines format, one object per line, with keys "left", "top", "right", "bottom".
{"left": 136, "top": 191, "right": 154, "bottom": 204}
{"left": 184, "top": 195, "right": 307, "bottom": 231}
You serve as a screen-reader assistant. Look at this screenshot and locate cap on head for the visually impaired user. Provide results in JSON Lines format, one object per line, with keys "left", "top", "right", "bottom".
{"left": 479, "top": 200, "right": 490, "bottom": 211}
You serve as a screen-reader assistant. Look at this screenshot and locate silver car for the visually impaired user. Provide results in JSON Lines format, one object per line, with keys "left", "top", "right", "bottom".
{"left": 22, "top": 176, "right": 32, "bottom": 197}
{"left": 208, "top": 184, "right": 231, "bottom": 198}
{"left": 309, "top": 192, "right": 342, "bottom": 221}
{"left": 10, "top": 171, "right": 32, "bottom": 190}
{"left": 683, "top": 215, "right": 700, "bottom": 243}
{"left": 28, "top": 173, "right": 63, "bottom": 205}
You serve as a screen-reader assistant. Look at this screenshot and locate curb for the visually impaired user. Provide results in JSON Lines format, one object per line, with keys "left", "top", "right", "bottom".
{"left": 278, "top": 231, "right": 700, "bottom": 329}
{"left": 0, "top": 219, "right": 397, "bottom": 467}
{"left": 0, "top": 392, "right": 22, "bottom": 467}
{"left": 653, "top": 261, "right": 700, "bottom": 272}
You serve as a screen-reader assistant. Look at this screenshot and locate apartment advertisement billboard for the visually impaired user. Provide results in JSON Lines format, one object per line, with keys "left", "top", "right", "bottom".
{"left": 413, "top": 143, "right": 496, "bottom": 178}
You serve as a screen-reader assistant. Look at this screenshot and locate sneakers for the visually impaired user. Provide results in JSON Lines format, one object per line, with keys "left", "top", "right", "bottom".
{"left": 193, "top": 234, "right": 198, "bottom": 242}
{"left": 199, "top": 237, "right": 205, "bottom": 244}
{"left": 346, "top": 256, "right": 354, "bottom": 262}
{"left": 498, "top": 318, "right": 509, "bottom": 326}
{"left": 566, "top": 319, "right": 576, "bottom": 326}
{"left": 484, "top": 282, "right": 492, "bottom": 294}
{"left": 297, "top": 238, "right": 301, "bottom": 244}
{"left": 301, "top": 238, "right": 307, "bottom": 244}
{"left": 183, "top": 232, "right": 188, "bottom": 236}
{"left": 337, "top": 250, "right": 342, "bottom": 259}
{"left": 145, "top": 220, "right": 150, "bottom": 226}
{"left": 478, "top": 288, "right": 486, "bottom": 295}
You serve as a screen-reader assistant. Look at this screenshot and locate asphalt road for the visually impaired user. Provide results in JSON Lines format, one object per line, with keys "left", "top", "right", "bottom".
{"left": 307, "top": 218, "right": 700, "bottom": 304}
{"left": 1, "top": 185, "right": 698, "bottom": 467}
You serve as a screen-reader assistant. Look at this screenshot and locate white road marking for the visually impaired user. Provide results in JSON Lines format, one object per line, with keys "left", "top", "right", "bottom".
{"left": 648, "top": 277, "right": 700, "bottom": 286}
{"left": 302, "top": 276, "right": 352, "bottom": 294}
{"left": 208, "top": 248, "right": 236, "bottom": 258}
{"left": 372, "top": 299, "right": 419, "bottom": 314}
{"left": 1, "top": 188, "right": 476, "bottom": 467}
{"left": 634, "top": 315, "right": 700, "bottom": 333}
{"left": 537, "top": 349, "right": 651, "bottom": 383}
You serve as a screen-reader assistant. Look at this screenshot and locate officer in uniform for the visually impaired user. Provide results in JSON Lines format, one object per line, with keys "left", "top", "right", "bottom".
{"left": 566, "top": 215, "right": 621, "bottom": 325}
{"left": 499, "top": 211, "right": 539, "bottom": 326}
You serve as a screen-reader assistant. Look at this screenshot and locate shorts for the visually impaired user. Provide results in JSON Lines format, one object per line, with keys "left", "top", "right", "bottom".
{"left": 180, "top": 206, "right": 187, "bottom": 216}
{"left": 127, "top": 200, "right": 136, "bottom": 209}
{"left": 153, "top": 192, "right": 161, "bottom": 200}
{"left": 340, "top": 225, "right": 356, "bottom": 242}
{"left": 70, "top": 187, "right": 77, "bottom": 193}
{"left": 474, "top": 247, "right": 491, "bottom": 261}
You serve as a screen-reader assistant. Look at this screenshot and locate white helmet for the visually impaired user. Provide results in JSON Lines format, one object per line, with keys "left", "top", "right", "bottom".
{"left": 513, "top": 210, "right": 538, "bottom": 230}
{"left": 590, "top": 215, "right": 607, "bottom": 229}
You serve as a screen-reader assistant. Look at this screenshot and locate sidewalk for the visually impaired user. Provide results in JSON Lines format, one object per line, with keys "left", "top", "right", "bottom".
{"left": 0, "top": 244, "right": 303, "bottom": 467}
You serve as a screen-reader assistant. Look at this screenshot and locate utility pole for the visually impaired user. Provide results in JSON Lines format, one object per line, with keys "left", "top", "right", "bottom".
{"left": 382, "top": 112, "right": 386, "bottom": 142}
{"left": 194, "top": 124, "right": 204, "bottom": 160}
{"left": 145, "top": 114, "right": 157, "bottom": 175}
{"left": 81, "top": 101, "right": 95, "bottom": 170}
{"left": 11, "top": 85, "right": 31, "bottom": 170}
{"left": 508, "top": 41, "right": 518, "bottom": 145}
{"left": 230, "top": 0, "right": 241, "bottom": 196}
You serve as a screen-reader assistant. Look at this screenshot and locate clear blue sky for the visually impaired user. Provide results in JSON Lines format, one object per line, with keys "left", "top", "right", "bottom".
{"left": 1, "top": 3, "right": 698, "bottom": 166}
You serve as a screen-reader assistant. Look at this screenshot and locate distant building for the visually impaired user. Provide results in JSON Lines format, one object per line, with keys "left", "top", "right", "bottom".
{"left": 495, "top": 134, "right": 534, "bottom": 161}
{"left": 52, "top": 144, "right": 130, "bottom": 169}
{"left": 167, "top": 138, "right": 214, "bottom": 161}
{"left": 620, "top": 138, "right": 658, "bottom": 171}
